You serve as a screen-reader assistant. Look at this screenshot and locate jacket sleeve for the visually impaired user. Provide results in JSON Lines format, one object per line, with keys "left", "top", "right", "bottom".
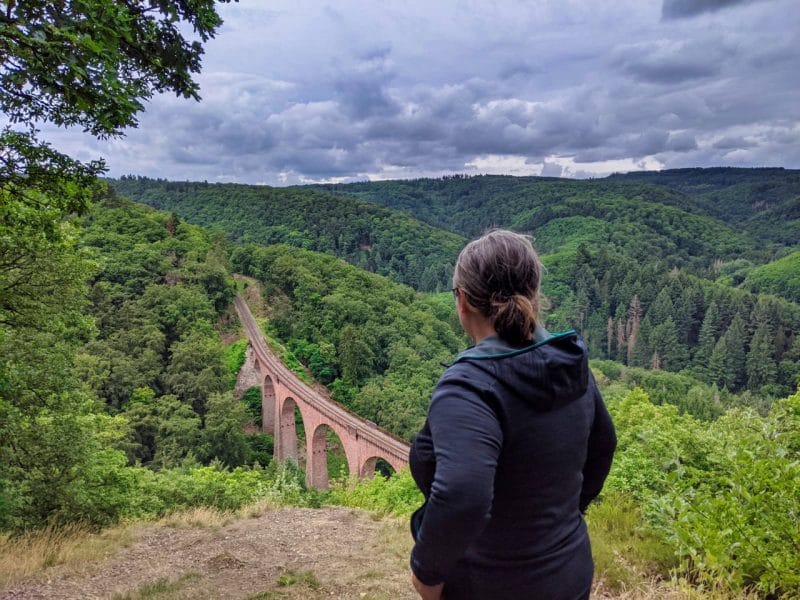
{"left": 410, "top": 373, "right": 503, "bottom": 585}
{"left": 579, "top": 378, "right": 616, "bottom": 513}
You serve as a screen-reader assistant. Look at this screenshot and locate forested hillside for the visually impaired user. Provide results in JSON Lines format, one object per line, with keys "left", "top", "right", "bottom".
{"left": 110, "top": 177, "right": 464, "bottom": 291}
{"left": 607, "top": 167, "right": 800, "bottom": 245}
{"left": 4, "top": 179, "right": 799, "bottom": 597}
{"left": 113, "top": 171, "right": 800, "bottom": 398}
{"left": 323, "top": 168, "right": 800, "bottom": 248}
{"left": 0, "top": 191, "right": 296, "bottom": 531}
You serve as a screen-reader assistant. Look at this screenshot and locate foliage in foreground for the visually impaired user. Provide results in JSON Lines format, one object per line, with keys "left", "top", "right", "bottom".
{"left": 328, "top": 469, "right": 423, "bottom": 517}
{"left": 605, "top": 387, "right": 800, "bottom": 597}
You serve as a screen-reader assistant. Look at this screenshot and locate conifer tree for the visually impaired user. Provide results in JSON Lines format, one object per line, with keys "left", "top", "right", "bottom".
{"left": 709, "top": 335, "right": 732, "bottom": 389}
{"left": 724, "top": 314, "right": 748, "bottom": 391}
{"left": 778, "top": 337, "right": 800, "bottom": 392}
{"left": 648, "top": 287, "right": 674, "bottom": 325}
{"left": 747, "top": 322, "right": 778, "bottom": 392}
{"left": 694, "top": 301, "right": 721, "bottom": 379}
{"left": 626, "top": 295, "right": 643, "bottom": 366}
{"left": 614, "top": 302, "right": 627, "bottom": 362}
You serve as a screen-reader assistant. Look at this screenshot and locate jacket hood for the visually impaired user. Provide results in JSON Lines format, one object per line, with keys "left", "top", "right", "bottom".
{"left": 452, "top": 325, "right": 590, "bottom": 411}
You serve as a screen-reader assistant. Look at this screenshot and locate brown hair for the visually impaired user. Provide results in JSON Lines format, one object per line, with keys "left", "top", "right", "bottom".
{"left": 453, "top": 229, "right": 543, "bottom": 345}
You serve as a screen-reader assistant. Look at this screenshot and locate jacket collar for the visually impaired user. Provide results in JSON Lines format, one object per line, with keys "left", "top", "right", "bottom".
{"left": 451, "top": 324, "right": 577, "bottom": 364}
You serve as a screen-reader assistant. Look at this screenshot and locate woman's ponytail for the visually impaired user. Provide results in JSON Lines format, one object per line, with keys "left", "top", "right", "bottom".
{"left": 492, "top": 293, "right": 538, "bottom": 345}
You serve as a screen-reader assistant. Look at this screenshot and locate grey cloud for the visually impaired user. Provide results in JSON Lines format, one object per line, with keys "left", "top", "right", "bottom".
{"left": 333, "top": 49, "right": 400, "bottom": 119}
{"left": 662, "top": 0, "right": 766, "bottom": 19}
{"left": 771, "top": 129, "right": 799, "bottom": 145}
{"left": 665, "top": 131, "right": 698, "bottom": 152}
{"left": 498, "top": 61, "right": 542, "bottom": 81}
{"left": 631, "top": 130, "right": 671, "bottom": 155}
{"left": 613, "top": 39, "right": 731, "bottom": 84}
{"left": 713, "top": 135, "right": 756, "bottom": 149}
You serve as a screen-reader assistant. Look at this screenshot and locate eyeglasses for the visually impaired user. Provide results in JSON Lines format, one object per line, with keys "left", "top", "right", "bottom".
{"left": 451, "top": 287, "right": 460, "bottom": 299}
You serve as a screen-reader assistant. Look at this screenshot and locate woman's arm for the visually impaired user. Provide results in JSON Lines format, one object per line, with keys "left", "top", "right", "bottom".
{"left": 579, "top": 378, "right": 617, "bottom": 512}
{"left": 410, "top": 373, "right": 503, "bottom": 586}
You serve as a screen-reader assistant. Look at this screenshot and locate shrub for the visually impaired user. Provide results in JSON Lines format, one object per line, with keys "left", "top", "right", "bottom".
{"left": 328, "top": 468, "right": 422, "bottom": 516}
{"left": 651, "top": 391, "right": 800, "bottom": 596}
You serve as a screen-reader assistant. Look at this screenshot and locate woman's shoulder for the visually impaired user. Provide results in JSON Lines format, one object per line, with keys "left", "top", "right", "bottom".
{"left": 431, "top": 360, "right": 502, "bottom": 412}
{"left": 438, "top": 357, "right": 498, "bottom": 387}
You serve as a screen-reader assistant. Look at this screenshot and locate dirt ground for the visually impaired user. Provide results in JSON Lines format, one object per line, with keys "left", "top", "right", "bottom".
{"left": 0, "top": 506, "right": 416, "bottom": 600}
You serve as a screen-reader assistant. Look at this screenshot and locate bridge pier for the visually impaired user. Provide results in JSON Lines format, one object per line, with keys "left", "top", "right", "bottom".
{"left": 308, "top": 424, "right": 331, "bottom": 490}
{"left": 262, "top": 375, "right": 276, "bottom": 433}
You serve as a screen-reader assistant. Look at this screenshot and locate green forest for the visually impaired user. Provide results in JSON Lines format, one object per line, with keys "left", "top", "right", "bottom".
{"left": 114, "top": 172, "right": 800, "bottom": 400}
{"left": 111, "top": 177, "right": 464, "bottom": 292}
{"left": 1, "top": 1, "right": 799, "bottom": 596}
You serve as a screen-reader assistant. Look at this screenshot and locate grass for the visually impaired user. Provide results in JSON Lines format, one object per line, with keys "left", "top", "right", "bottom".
{"left": 245, "top": 592, "right": 285, "bottom": 600}
{"left": 109, "top": 572, "right": 201, "bottom": 599}
{"left": 0, "top": 499, "right": 281, "bottom": 591}
{"left": 156, "top": 506, "right": 237, "bottom": 529}
{"left": 157, "top": 498, "right": 279, "bottom": 529}
{"left": 586, "top": 492, "right": 675, "bottom": 593}
{"left": 276, "top": 569, "right": 321, "bottom": 589}
{"left": 0, "top": 521, "right": 133, "bottom": 589}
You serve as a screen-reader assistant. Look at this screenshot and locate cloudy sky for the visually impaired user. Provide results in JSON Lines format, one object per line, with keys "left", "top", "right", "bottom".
{"left": 47, "top": 0, "right": 799, "bottom": 184}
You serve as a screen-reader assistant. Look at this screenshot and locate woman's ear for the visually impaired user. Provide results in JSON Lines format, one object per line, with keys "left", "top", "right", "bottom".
{"left": 457, "top": 293, "right": 476, "bottom": 317}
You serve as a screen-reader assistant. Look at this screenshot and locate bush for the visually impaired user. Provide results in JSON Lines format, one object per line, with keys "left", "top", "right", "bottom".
{"left": 651, "top": 391, "right": 800, "bottom": 596}
{"left": 328, "top": 468, "right": 422, "bottom": 516}
{"left": 608, "top": 386, "right": 800, "bottom": 596}
{"left": 126, "top": 461, "right": 319, "bottom": 520}
{"left": 223, "top": 339, "right": 249, "bottom": 386}
{"left": 240, "top": 387, "right": 262, "bottom": 426}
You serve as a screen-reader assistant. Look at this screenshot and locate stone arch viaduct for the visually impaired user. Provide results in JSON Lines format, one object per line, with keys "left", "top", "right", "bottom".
{"left": 234, "top": 295, "right": 410, "bottom": 490}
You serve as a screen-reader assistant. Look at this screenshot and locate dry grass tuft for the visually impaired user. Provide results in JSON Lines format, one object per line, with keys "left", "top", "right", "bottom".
{"left": 0, "top": 522, "right": 133, "bottom": 589}
{"left": 156, "top": 507, "right": 236, "bottom": 529}
{"left": 375, "top": 515, "right": 413, "bottom": 565}
{"left": 592, "top": 576, "right": 684, "bottom": 599}
{"left": 156, "top": 499, "right": 278, "bottom": 530}
{"left": 237, "top": 498, "right": 278, "bottom": 519}
{"left": 109, "top": 572, "right": 201, "bottom": 600}
{"left": 592, "top": 575, "right": 766, "bottom": 599}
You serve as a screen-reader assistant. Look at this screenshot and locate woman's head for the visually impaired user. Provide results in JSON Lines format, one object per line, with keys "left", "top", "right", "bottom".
{"left": 453, "top": 229, "right": 543, "bottom": 345}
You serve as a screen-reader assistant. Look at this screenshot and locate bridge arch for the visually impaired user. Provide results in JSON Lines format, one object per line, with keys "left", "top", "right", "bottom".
{"left": 360, "top": 456, "right": 396, "bottom": 479}
{"left": 277, "top": 396, "right": 301, "bottom": 463}
{"left": 308, "top": 423, "right": 351, "bottom": 490}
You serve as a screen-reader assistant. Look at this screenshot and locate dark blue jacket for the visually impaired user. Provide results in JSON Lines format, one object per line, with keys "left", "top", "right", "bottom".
{"left": 409, "top": 328, "right": 616, "bottom": 599}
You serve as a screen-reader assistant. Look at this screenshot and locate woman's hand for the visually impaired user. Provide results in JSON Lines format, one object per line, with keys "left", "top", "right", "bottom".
{"left": 411, "top": 572, "right": 444, "bottom": 600}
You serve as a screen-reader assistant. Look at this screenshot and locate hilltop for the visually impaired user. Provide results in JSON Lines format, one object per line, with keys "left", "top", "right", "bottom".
{"left": 0, "top": 506, "right": 415, "bottom": 600}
